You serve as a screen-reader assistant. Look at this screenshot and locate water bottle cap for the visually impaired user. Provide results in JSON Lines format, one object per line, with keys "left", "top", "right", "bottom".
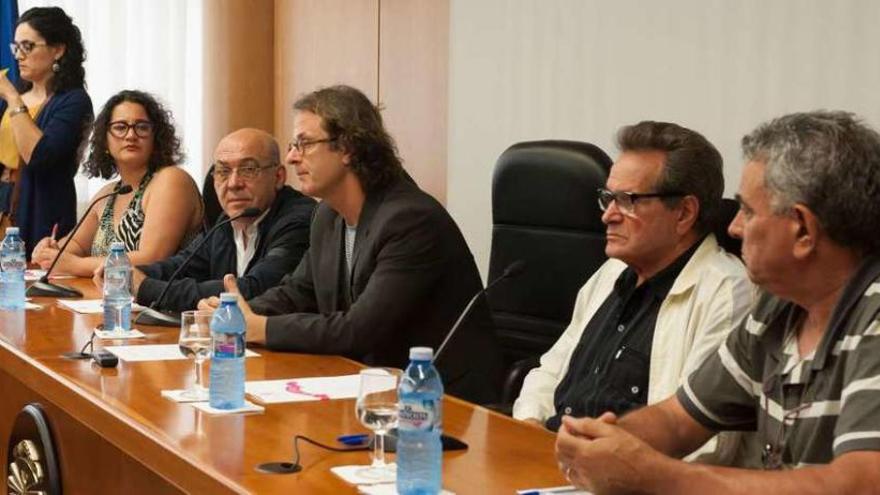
{"left": 409, "top": 346, "right": 433, "bottom": 361}
{"left": 219, "top": 292, "right": 238, "bottom": 303}
{"left": 110, "top": 241, "right": 125, "bottom": 251}
{"left": 5, "top": 227, "right": 19, "bottom": 235}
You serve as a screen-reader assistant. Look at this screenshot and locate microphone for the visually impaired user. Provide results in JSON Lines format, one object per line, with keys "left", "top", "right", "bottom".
{"left": 434, "top": 260, "right": 526, "bottom": 362}
{"left": 134, "top": 207, "right": 262, "bottom": 327}
{"left": 28, "top": 185, "right": 134, "bottom": 298}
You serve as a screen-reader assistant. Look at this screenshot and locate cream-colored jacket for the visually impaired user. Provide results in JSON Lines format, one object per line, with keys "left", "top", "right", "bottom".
{"left": 513, "top": 235, "right": 754, "bottom": 461}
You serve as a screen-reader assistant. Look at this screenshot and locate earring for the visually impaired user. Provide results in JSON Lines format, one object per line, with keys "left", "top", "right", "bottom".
{"left": 52, "top": 61, "right": 60, "bottom": 73}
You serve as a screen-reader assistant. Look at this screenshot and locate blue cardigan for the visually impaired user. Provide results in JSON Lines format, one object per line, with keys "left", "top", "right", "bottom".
{"left": 0, "top": 88, "right": 93, "bottom": 255}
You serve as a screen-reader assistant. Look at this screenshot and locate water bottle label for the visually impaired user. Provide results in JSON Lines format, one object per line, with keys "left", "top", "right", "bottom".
{"left": 398, "top": 400, "right": 437, "bottom": 432}
{"left": 213, "top": 332, "right": 245, "bottom": 358}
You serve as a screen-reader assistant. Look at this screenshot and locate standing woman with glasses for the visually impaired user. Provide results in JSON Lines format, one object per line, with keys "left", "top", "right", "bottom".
{"left": 31, "top": 90, "right": 203, "bottom": 276}
{"left": 0, "top": 7, "right": 92, "bottom": 256}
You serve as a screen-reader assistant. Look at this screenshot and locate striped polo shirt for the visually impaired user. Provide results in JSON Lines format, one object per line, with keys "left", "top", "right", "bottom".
{"left": 677, "top": 256, "right": 880, "bottom": 468}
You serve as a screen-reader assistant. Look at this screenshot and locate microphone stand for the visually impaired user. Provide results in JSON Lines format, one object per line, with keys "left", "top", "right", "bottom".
{"left": 27, "top": 185, "right": 134, "bottom": 298}
{"left": 134, "top": 207, "right": 262, "bottom": 327}
{"left": 434, "top": 260, "right": 526, "bottom": 362}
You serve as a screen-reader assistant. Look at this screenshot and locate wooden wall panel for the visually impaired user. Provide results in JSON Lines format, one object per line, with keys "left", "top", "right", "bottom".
{"left": 202, "top": 0, "right": 275, "bottom": 176}
{"left": 274, "top": 0, "right": 380, "bottom": 188}
{"left": 379, "top": 0, "right": 450, "bottom": 203}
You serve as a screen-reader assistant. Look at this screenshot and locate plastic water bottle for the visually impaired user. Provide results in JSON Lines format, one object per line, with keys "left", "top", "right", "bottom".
{"left": 102, "top": 242, "right": 132, "bottom": 331}
{"left": 397, "top": 346, "right": 443, "bottom": 495}
{"left": 209, "top": 292, "right": 246, "bottom": 409}
{"left": 0, "top": 227, "right": 26, "bottom": 311}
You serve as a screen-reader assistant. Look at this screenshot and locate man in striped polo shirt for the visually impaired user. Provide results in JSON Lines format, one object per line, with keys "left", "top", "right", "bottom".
{"left": 555, "top": 111, "right": 880, "bottom": 493}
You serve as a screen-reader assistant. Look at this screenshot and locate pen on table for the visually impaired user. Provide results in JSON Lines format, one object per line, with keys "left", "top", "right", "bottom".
{"left": 517, "top": 485, "right": 585, "bottom": 495}
{"left": 337, "top": 433, "right": 369, "bottom": 446}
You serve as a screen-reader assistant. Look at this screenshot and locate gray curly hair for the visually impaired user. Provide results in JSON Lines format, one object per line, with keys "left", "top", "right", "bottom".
{"left": 741, "top": 110, "right": 880, "bottom": 256}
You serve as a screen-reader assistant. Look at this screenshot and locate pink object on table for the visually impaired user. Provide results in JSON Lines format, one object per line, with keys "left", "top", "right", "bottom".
{"left": 285, "top": 381, "right": 330, "bottom": 400}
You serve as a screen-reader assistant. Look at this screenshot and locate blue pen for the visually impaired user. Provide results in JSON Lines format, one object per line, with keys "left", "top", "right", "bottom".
{"left": 337, "top": 433, "right": 369, "bottom": 446}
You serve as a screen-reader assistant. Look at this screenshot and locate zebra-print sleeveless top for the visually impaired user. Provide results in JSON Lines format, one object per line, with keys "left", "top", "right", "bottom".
{"left": 91, "top": 173, "right": 153, "bottom": 257}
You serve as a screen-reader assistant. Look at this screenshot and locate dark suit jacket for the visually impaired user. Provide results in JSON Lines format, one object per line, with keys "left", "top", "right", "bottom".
{"left": 137, "top": 186, "right": 315, "bottom": 311}
{"left": 249, "top": 175, "right": 503, "bottom": 404}
{"left": 0, "top": 88, "right": 93, "bottom": 255}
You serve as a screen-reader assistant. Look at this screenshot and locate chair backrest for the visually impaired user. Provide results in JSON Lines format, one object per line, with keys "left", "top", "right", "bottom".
{"left": 714, "top": 198, "right": 742, "bottom": 258}
{"left": 203, "top": 164, "right": 223, "bottom": 229}
{"left": 488, "top": 140, "right": 612, "bottom": 367}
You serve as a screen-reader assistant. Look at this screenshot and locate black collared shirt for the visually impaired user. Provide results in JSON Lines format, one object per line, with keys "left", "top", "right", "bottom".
{"left": 545, "top": 240, "right": 701, "bottom": 431}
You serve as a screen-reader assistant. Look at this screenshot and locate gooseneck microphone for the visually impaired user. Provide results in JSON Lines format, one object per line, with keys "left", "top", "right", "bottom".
{"left": 433, "top": 260, "right": 526, "bottom": 363}
{"left": 28, "top": 185, "right": 134, "bottom": 298}
{"left": 134, "top": 207, "right": 262, "bottom": 327}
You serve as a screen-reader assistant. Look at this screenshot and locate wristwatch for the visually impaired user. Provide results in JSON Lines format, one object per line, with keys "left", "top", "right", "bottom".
{"left": 9, "top": 105, "right": 28, "bottom": 118}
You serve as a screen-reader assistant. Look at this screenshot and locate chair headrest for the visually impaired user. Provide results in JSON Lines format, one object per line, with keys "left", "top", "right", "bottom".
{"left": 493, "top": 140, "right": 612, "bottom": 231}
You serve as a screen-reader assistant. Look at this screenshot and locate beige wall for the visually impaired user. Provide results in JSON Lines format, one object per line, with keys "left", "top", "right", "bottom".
{"left": 379, "top": 0, "right": 449, "bottom": 202}
{"left": 273, "top": 0, "right": 449, "bottom": 201}
{"left": 202, "top": 0, "right": 275, "bottom": 177}
{"left": 201, "top": 0, "right": 449, "bottom": 200}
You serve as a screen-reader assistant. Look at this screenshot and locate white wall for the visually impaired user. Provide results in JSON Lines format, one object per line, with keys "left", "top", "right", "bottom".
{"left": 448, "top": 0, "right": 880, "bottom": 279}
{"left": 19, "top": 0, "right": 204, "bottom": 215}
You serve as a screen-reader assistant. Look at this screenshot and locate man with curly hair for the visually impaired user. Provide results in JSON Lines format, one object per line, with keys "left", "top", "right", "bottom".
{"left": 200, "top": 85, "right": 503, "bottom": 404}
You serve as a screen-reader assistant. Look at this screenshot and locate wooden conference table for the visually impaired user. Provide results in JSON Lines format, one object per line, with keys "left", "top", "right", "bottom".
{"left": 0, "top": 278, "right": 566, "bottom": 494}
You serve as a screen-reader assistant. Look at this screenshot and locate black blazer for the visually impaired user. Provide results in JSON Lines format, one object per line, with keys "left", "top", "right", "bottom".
{"left": 137, "top": 186, "right": 315, "bottom": 311}
{"left": 249, "top": 175, "right": 503, "bottom": 404}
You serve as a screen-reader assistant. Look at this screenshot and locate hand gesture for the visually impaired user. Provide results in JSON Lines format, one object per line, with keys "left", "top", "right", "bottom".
{"left": 0, "top": 69, "right": 19, "bottom": 104}
{"left": 554, "top": 412, "right": 663, "bottom": 493}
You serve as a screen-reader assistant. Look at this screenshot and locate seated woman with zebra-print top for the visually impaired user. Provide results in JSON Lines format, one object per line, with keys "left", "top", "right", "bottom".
{"left": 31, "top": 90, "right": 202, "bottom": 276}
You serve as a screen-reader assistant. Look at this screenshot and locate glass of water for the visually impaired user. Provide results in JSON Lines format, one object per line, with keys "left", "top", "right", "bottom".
{"left": 178, "top": 310, "right": 213, "bottom": 400}
{"left": 356, "top": 367, "right": 402, "bottom": 480}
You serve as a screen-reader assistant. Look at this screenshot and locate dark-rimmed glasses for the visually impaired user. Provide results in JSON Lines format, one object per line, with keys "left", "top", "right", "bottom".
{"left": 213, "top": 159, "right": 278, "bottom": 182}
{"left": 9, "top": 40, "right": 47, "bottom": 57}
{"left": 287, "top": 137, "right": 337, "bottom": 155}
{"left": 596, "top": 188, "right": 686, "bottom": 217}
{"left": 108, "top": 120, "right": 154, "bottom": 139}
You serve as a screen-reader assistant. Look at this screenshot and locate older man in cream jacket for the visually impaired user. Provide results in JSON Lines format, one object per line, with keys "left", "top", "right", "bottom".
{"left": 513, "top": 121, "right": 753, "bottom": 460}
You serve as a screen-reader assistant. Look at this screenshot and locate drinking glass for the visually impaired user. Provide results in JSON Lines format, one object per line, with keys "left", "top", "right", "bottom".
{"left": 355, "top": 367, "right": 402, "bottom": 480}
{"left": 178, "top": 310, "right": 213, "bottom": 400}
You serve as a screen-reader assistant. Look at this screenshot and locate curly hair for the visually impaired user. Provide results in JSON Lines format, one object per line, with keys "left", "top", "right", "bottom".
{"left": 83, "top": 90, "right": 185, "bottom": 179}
{"left": 293, "top": 85, "right": 403, "bottom": 193}
{"left": 16, "top": 7, "right": 86, "bottom": 93}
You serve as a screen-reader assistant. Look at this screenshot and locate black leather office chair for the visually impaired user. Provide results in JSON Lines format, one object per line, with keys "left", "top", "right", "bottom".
{"left": 487, "top": 140, "right": 612, "bottom": 409}
{"left": 715, "top": 198, "right": 742, "bottom": 258}
{"left": 203, "top": 164, "right": 223, "bottom": 229}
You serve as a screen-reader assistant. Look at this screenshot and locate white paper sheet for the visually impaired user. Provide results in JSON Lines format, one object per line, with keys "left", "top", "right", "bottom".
{"left": 357, "top": 483, "right": 455, "bottom": 495}
{"left": 94, "top": 329, "right": 146, "bottom": 340}
{"left": 331, "top": 464, "right": 397, "bottom": 485}
{"left": 245, "top": 374, "right": 363, "bottom": 403}
{"left": 190, "top": 400, "right": 264, "bottom": 415}
{"left": 58, "top": 299, "right": 147, "bottom": 314}
{"left": 104, "top": 344, "right": 260, "bottom": 362}
{"left": 24, "top": 269, "right": 75, "bottom": 281}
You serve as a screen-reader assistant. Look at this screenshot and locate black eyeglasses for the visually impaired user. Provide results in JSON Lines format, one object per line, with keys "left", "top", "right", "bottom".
{"left": 287, "top": 137, "right": 336, "bottom": 155}
{"left": 596, "top": 188, "right": 686, "bottom": 217}
{"left": 108, "top": 120, "right": 154, "bottom": 139}
{"left": 213, "top": 159, "right": 278, "bottom": 182}
{"left": 9, "top": 40, "right": 47, "bottom": 57}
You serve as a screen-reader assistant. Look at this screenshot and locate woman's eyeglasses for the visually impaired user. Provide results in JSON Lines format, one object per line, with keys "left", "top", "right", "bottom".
{"left": 108, "top": 120, "right": 154, "bottom": 139}
{"left": 9, "top": 40, "right": 47, "bottom": 57}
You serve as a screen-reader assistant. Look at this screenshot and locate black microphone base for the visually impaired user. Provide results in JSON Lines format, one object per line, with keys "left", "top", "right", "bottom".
{"left": 136, "top": 308, "right": 181, "bottom": 327}
{"left": 61, "top": 351, "right": 92, "bottom": 360}
{"left": 27, "top": 281, "right": 83, "bottom": 298}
